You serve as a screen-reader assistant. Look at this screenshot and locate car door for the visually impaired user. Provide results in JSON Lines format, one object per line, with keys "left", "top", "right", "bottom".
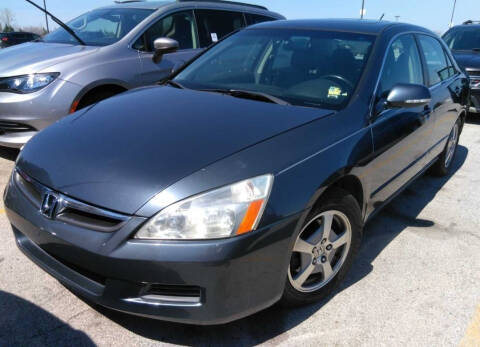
{"left": 367, "top": 34, "right": 434, "bottom": 211}
{"left": 134, "top": 10, "right": 202, "bottom": 85}
{"left": 416, "top": 34, "right": 466, "bottom": 162}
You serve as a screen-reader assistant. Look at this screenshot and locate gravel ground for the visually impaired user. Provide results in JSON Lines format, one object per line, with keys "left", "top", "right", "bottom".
{"left": 0, "top": 121, "right": 479, "bottom": 347}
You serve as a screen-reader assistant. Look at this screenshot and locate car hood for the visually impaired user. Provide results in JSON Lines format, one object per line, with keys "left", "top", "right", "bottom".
{"left": 0, "top": 42, "right": 98, "bottom": 77}
{"left": 452, "top": 51, "right": 480, "bottom": 70}
{"left": 18, "top": 86, "right": 332, "bottom": 215}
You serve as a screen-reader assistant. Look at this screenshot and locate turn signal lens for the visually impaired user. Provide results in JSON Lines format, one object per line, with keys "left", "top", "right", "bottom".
{"left": 69, "top": 100, "right": 80, "bottom": 114}
{"left": 237, "top": 199, "right": 265, "bottom": 235}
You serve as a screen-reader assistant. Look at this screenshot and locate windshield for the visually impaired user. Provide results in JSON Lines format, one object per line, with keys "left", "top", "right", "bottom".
{"left": 42, "top": 8, "right": 153, "bottom": 46}
{"left": 443, "top": 27, "right": 480, "bottom": 51}
{"left": 174, "top": 28, "right": 375, "bottom": 110}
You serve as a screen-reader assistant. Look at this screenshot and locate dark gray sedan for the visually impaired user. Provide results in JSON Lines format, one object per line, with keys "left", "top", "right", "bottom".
{"left": 4, "top": 19, "right": 468, "bottom": 324}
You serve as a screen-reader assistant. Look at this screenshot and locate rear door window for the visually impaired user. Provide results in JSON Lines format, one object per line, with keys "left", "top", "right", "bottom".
{"left": 245, "top": 13, "right": 276, "bottom": 25}
{"left": 418, "top": 35, "right": 451, "bottom": 86}
{"left": 195, "top": 10, "right": 246, "bottom": 47}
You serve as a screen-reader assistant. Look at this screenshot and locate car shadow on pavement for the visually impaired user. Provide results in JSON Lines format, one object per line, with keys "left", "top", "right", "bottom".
{"left": 0, "top": 147, "right": 19, "bottom": 161}
{"left": 0, "top": 290, "right": 95, "bottom": 346}
{"left": 82, "top": 145, "right": 467, "bottom": 346}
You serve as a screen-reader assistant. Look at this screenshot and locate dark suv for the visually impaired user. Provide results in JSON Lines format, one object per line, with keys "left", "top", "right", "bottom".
{"left": 443, "top": 20, "right": 480, "bottom": 113}
{"left": 0, "top": 32, "right": 40, "bottom": 48}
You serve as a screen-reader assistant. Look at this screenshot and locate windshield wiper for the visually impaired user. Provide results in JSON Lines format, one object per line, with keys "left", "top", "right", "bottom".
{"left": 200, "top": 88, "right": 290, "bottom": 106}
{"left": 471, "top": 48, "right": 480, "bottom": 52}
{"left": 24, "top": 0, "right": 86, "bottom": 46}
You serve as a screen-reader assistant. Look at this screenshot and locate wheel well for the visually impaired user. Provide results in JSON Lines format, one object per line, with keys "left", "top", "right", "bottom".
{"left": 460, "top": 109, "right": 467, "bottom": 133}
{"left": 76, "top": 84, "right": 127, "bottom": 111}
{"left": 320, "top": 175, "right": 364, "bottom": 211}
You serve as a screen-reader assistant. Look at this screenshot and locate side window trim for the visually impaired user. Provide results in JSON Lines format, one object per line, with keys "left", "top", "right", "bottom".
{"left": 413, "top": 34, "right": 430, "bottom": 87}
{"left": 443, "top": 46, "right": 460, "bottom": 78}
{"left": 191, "top": 9, "right": 201, "bottom": 50}
{"left": 416, "top": 34, "right": 457, "bottom": 89}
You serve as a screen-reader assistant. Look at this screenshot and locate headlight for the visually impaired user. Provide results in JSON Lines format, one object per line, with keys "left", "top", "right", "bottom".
{"left": 0, "top": 73, "right": 60, "bottom": 93}
{"left": 135, "top": 174, "right": 274, "bottom": 240}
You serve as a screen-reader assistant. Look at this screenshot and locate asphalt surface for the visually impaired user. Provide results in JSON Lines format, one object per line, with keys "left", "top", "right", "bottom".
{"left": 1, "top": 121, "right": 479, "bottom": 346}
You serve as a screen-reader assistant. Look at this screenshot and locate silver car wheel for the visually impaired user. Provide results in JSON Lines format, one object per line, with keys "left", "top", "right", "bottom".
{"left": 288, "top": 210, "right": 352, "bottom": 293}
{"left": 445, "top": 122, "right": 459, "bottom": 168}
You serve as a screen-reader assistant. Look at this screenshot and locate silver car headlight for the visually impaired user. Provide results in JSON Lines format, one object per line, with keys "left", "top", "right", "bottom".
{"left": 135, "top": 174, "right": 274, "bottom": 240}
{"left": 0, "top": 73, "right": 60, "bottom": 93}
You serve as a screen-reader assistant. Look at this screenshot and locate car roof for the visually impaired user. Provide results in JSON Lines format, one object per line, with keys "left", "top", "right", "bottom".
{"left": 102, "top": 0, "right": 274, "bottom": 13}
{"left": 249, "top": 19, "right": 429, "bottom": 35}
{"left": 104, "top": 1, "right": 173, "bottom": 10}
{"left": 453, "top": 24, "right": 480, "bottom": 28}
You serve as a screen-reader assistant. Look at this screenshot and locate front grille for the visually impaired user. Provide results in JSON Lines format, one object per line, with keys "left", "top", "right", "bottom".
{"left": 470, "top": 93, "right": 480, "bottom": 108}
{"left": 14, "top": 168, "right": 130, "bottom": 232}
{"left": 467, "top": 70, "right": 480, "bottom": 76}
{"left": 14, "top": 170, "right": 43, "bottom": 208}
{"left": 0, "top": 121, "right": 35, "bottom": 134}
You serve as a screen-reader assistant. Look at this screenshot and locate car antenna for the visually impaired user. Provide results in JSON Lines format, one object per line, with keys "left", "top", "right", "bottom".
{"left": 378, "top": 13, "right": 385, "bottom": 21}
{"left": 24, "top": 0, "right": 86, "bottom": 45}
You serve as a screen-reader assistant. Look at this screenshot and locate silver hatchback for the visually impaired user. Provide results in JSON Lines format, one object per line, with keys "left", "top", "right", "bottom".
{"left": 0, "top": 0, "right": 283, "bottom": 148}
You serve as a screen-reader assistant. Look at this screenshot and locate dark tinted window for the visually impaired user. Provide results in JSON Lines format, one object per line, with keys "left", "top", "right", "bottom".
{"left": 443, "top": 50, "right": 458, "bottom": 78}
{"left": 418, "top": 35, "right": 451, "bottom": 86}
{"left": 195, "top": 10, "right": 245, "bottom": 47}
{"left": 175, "top": 29, "right": 375, "bottom": 110}
{"left": 443, "top": 27, "right": 480, "bottom": 51}
{"left": 378, "top": 34, "right": 424, "bottom": 97}
{"left": 133, "top": 10, "right": 197, "bottom": 51}
{"left": 245, "top": 13, "right": 276, "bottom": 25}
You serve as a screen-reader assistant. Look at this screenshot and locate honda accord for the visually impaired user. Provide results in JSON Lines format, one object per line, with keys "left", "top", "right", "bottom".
{"left": 4, "top": 19, "right": 469, "bottom": 324}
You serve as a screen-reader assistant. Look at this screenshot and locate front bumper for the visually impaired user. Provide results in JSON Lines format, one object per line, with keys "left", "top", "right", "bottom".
{"left": 4, "top": 172, "right": 300, "bottom": 325}
{"left": 470, "top": 89, "right": 480, "bottom": 113}
{"left": 0, "top": 78, "right": 82, "bottom": 148}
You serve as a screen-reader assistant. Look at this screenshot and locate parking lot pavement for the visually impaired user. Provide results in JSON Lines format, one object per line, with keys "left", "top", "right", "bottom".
{"left": 0, "top": 122, "right": 479, "bottom": 347}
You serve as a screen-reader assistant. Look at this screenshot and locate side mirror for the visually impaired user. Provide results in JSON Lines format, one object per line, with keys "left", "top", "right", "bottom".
{"left": 153, "top": 37, "right": 179, "bottom": 64}
{"left": 386, "top": 83, "right": 431, "bottom": 108}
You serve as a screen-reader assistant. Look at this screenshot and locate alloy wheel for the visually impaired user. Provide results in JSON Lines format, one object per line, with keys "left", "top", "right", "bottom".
{"left": 288, "top": 210, "right": 352, "bottom": 293}
{"left": 445, "top": 122, "right": 459, "bottom": 168}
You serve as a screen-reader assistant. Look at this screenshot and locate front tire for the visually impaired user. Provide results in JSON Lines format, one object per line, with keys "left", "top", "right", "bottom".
{"left": 430, "top": 117, "right": 461, "bottom": 177}
{"left": 281, "top": 188, "right": 363, "bottom": 306}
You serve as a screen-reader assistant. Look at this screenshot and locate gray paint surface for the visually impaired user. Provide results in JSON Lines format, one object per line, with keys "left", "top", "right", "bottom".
{"left": 0, "top": 1, "right": 283, "bottom": 148}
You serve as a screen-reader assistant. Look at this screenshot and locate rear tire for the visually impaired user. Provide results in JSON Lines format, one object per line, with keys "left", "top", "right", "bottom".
{"left": 430, "top": 117, "right": 461, "bottom": 177}
{"left": 281, "top": 188, "right": 363, "bottom": 306}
